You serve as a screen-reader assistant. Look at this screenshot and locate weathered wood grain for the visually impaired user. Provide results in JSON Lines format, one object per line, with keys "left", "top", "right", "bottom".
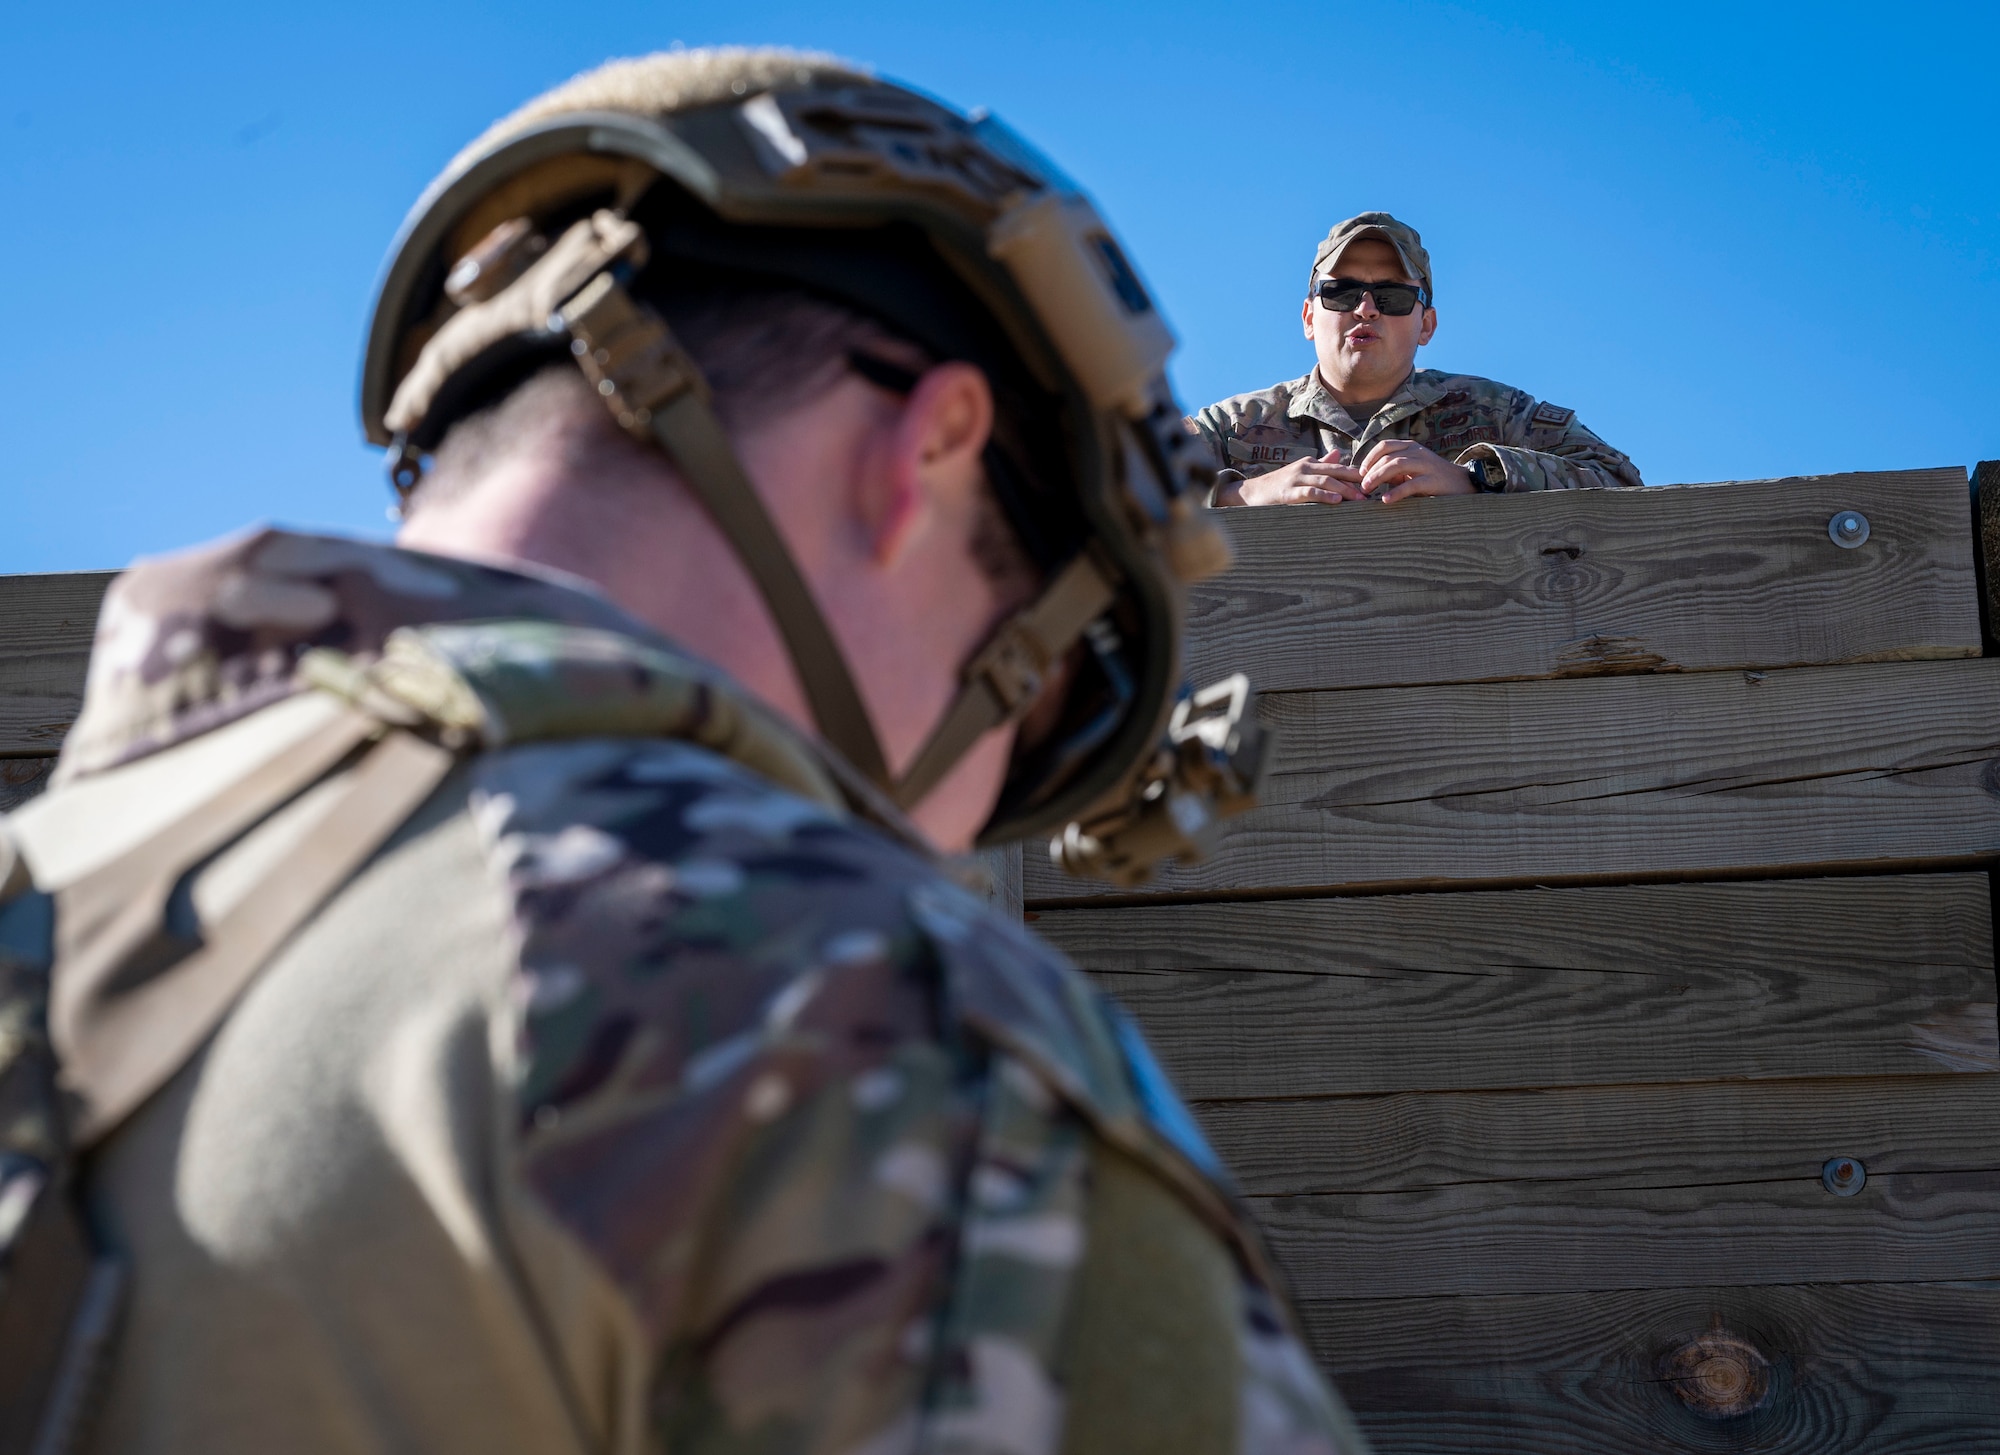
{"left": 1255, "top": 1167, "right": 2000, "bottom": 1299}
{"left": 1039, "top": 876, "right": 1998, "bottom": 1096}
{"left": 0, "top": 759, "right": 55, "bottom": 814}
{"left": 1974, "top": 460, "right": 2000, "bottom": 657}
{"left": 1306, "top": 1280, "right": 2000, "bottom": 1453}
{"left": 1026, "top": 657, "right": 2000, "bottom": 900}
{"left": 1196, "top": 1075, "right": 2000, "bottom": 1196}
{"left": 1092, "top": 947, "right": 1991, "bottom": 1098}
{"left": 975, "top": 843, "right": 1024, "bottom": 920}
{"left": 0, "top": 571, "right": 113, "bottom": 756}
{"left": 1037, "top": 874, "right": 1991, "bottom": 977}
{"left": 1189, "top": 467, "right": 1978, "bottom": 693}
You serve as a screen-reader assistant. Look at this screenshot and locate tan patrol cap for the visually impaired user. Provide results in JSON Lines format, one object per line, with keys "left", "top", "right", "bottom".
{"left": 1310, "top": 211, "right": 1432, "bottom": 298}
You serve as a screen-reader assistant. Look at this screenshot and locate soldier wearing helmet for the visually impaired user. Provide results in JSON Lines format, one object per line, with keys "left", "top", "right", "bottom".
{"left": 4, "top": 48, "right": 1366, "bottom": 1455}
{"left": 1191, "top": 211, "right": 1642, "bottom": 507}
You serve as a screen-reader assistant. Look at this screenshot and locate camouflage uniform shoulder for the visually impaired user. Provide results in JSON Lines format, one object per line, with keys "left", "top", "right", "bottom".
{"left": 1411, "top": 368, "right": 1534, "bottom": 415}
{"left": 1415, "top": 370, "right": 1642, "bottom": 491}
{"left": 402, "top": 605, "right": 1349, "bottom": 1453}
{"left": 473, "top": 732, "right": 1356, "bottom": 1452}
{"left": 60, "top": 527, "right": 643, "bottom": 783}
{"left": 1416, "top": 369, "right": 1610, "bottom": 442}
{"left": 1189, "top": 373, "right": 1313, "bottom": 435}
{"left": 475, "top": 726, "right": 1234, "bottom": 1237}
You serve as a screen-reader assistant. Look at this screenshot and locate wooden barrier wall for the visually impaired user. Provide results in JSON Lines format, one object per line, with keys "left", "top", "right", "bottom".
{"left": 0, "top": 570, "right": 112, "bottom": 811}
{"left": 6, "top": 466, "right": 2000, "bottom": 1450}
{"left": 1024, "top": 465, "right": 2000, "bottom": 1451}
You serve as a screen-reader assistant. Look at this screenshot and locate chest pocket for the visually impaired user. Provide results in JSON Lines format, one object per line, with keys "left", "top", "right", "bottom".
{"left": 1426, "top": 414, "right": 1501, "bottom": 456}
{"left": 1224, "top": 436, "right": 1310, "bottom": 475}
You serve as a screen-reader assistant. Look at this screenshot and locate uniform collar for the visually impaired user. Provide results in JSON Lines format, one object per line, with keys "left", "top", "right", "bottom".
{"left": 1288, "top": 368, "right": 1447, "bottom": 440}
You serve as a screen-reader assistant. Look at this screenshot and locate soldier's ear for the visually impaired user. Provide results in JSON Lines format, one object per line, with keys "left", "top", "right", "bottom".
{"left": 866, "top": 361, "right": 992, "bottom": 568}
{"left": 904, "top": 362, "right": 991, "bottom": 475}
{"left": 1417, "top": 306, "right": 1437, "bottom": 347}
{"left": 1301, "top": 296, "right": 1317, "bottom": 339}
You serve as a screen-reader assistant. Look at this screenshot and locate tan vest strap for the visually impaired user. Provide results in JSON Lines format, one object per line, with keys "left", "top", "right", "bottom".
{"left": 894, "top": 553, "right": 1119, "bottom": 809}
{"left": 51, "top": 705, "right": 378, "bottom": 1001}
{"left": 557, "top": 271, "right": 892, "bottom": 790}
{"left": 54, "top": 724, "right": 455, "bottom": 1146}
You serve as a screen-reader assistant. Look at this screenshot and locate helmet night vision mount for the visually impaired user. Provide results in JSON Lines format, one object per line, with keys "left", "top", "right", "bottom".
{"left": 360, "top": 51, "right": 1267, "bottom": 884}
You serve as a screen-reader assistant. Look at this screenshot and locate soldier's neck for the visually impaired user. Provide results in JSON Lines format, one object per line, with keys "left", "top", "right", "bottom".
{"left": 1316, "top": 365, "right": 1411, "bottom": 421}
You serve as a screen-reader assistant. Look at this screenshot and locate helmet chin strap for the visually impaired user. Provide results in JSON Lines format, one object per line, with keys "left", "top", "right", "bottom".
{"left": 554, "top": 247, "right": 894, "bottom": 789}
{"left": 405, "top": 210, "right": 1118, "bottom": 817}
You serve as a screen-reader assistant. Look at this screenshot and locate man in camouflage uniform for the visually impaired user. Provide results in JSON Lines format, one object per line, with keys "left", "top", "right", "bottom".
{"left": 5, "top": 50, "right": 1369, "bottom": 1455}
{"left": 1190, "top": 212, "right": 1642, "bottom": 507}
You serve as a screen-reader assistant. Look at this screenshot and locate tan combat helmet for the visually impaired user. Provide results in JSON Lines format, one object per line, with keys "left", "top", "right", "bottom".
{"left": 360, "top": 48, "right": 1264, "bottom": 882}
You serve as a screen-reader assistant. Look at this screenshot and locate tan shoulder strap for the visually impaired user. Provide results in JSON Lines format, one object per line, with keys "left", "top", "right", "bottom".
{"left": 51, "top": 713, "right": 455, "bottom": 1146}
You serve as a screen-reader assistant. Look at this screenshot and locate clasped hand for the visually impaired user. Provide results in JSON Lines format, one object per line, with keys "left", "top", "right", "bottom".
{"left": 1215, "top": 440, "right": 1479, "bottom": 507}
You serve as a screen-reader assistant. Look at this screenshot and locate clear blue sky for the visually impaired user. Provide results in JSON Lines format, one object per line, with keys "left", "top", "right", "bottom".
{"left": 4, "top": 1, "right": 1995, "bottom": 572}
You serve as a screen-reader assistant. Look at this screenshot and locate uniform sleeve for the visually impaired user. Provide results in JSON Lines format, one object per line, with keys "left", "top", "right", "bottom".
{"left": 1455, "top": 399, "right": 1644, "bottom": 492}
{"left": 1184, "top": 412, "right": 1247, "bottom": 507}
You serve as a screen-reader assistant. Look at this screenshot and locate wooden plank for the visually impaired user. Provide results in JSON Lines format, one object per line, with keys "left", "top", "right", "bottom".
{"left": 1198, "top": 1075, "right": 2000, "bottom": 1196}
{"left": 976, "top": 843, "right": 1024, "bottom": 920}
{"left": 0, "top": 759, "right": 54, "bottom": 814}
{"left": 1974, "top": 459, "right": 2000, "bottom": 651}
{"left": 1026, "top": 657, "right": 2000, "bottom": 901}
{"left": 1189, "top": 466, "right": 1978, "bottom": 693}
{"left": 1038, "top": 874, "right": 1991, "bottom": 979}
{"left": 0, "top": 571, "right": 113, "bottom": 756}
{"left": 1050, "top": 877, "right": 1997, "bottom": 1097}
{"left": 1254, "top": 1167, "right": 2000, "bottom": 1299}
{"left": 1305, "top": 1281, "right": 2000, "bottom": 1453}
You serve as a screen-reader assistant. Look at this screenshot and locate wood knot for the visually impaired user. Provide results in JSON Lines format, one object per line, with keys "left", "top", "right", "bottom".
{"left": 1532, "top": 547, "right": 1616, "bottom": 606}
{"left": 1659, "top": 1323, "right": 1771, "bottom": 1418}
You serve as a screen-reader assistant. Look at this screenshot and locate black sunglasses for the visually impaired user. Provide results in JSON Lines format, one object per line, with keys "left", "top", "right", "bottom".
{"left": 1313, "top": 277, "right": 1431, "bottom": 315}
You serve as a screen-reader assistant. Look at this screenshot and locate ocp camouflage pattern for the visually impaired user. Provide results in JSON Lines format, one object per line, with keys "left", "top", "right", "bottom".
{"left": 1188, "top": 369, "right": 1642, "bottom": 498}
{"left": 51, "top": 528, "right": 1372, "bottom": 1454}
{"left": 476, "top": 725, "right": 1369, "bottom": 1454}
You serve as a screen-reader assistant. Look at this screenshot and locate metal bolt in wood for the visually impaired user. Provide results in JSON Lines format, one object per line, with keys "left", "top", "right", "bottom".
{"left": 1822, "top": 1155, "right": 1866, "bottom": 1195}
{"left": 1829, "top": 510, "right": 1870, "bottom": 547}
